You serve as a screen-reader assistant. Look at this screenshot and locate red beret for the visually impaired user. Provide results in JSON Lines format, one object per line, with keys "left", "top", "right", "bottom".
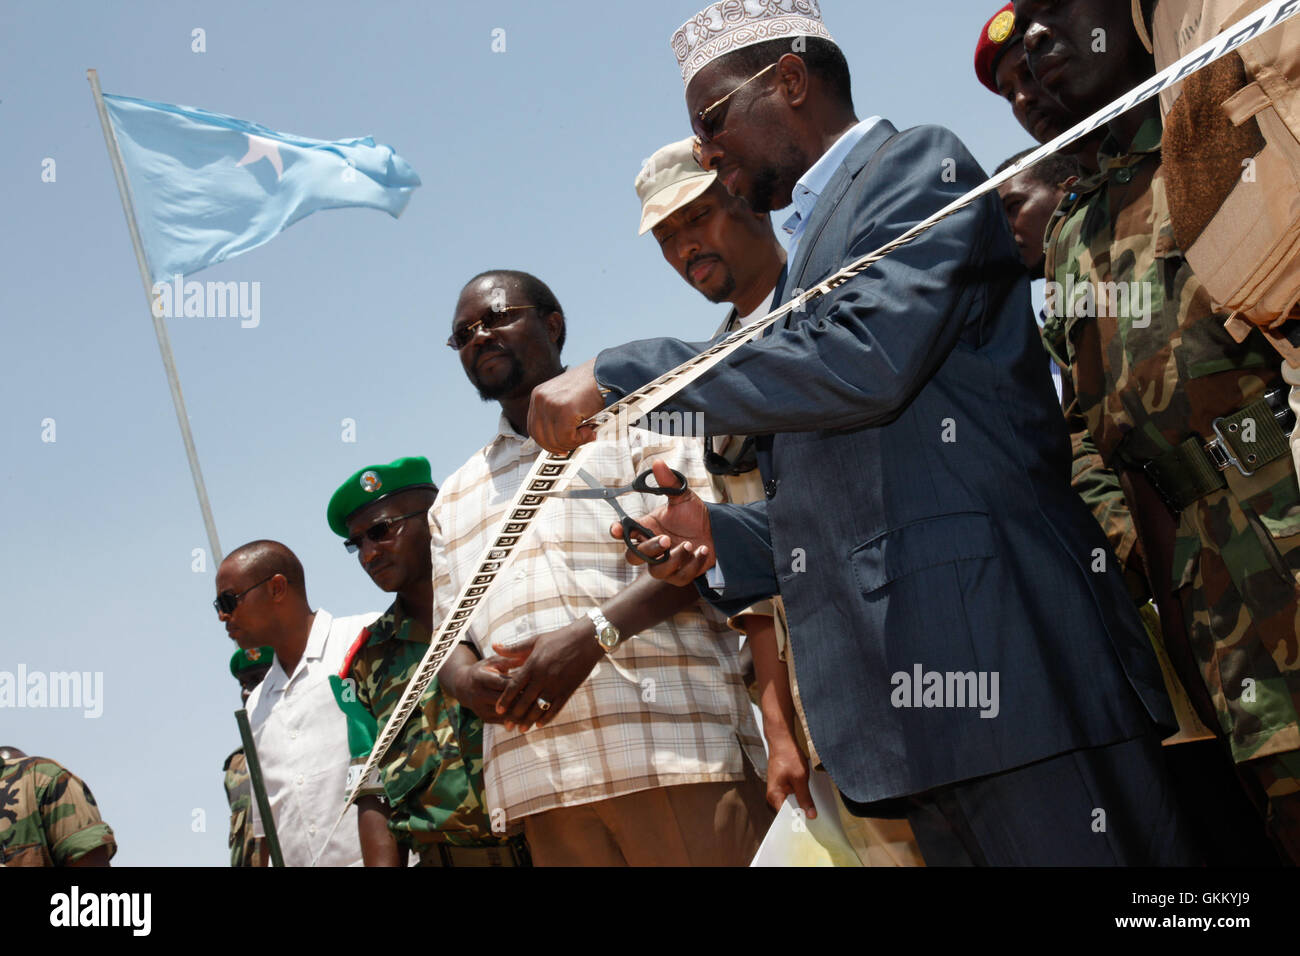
{"left": 974, "top": 4, "right": 1018, "bottom": 96}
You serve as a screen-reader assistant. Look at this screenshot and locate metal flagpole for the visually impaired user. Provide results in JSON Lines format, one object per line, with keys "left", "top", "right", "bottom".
{"left": 87, "top": 69, "right": 224, "bottom": 564}
{"left": 235, "top": 708, "right": 285, "bottom": 867}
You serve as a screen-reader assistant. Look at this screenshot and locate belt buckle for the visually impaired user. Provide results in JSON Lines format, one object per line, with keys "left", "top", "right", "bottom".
{"left": 1266, "top": 386, "right": 1298, "bottom": 434}
{"left": 1209, "top": 416, "right": 1256, "bottom": 478}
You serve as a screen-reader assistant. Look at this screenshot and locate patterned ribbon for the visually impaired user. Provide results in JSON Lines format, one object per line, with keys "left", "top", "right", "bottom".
{"left": 316, "top": 0, "right": 1300, "bottom": 863}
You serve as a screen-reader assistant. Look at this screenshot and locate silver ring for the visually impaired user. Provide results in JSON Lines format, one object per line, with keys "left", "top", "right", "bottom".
{"left": 537, "top": 697, "right": 551, "bottom": 711}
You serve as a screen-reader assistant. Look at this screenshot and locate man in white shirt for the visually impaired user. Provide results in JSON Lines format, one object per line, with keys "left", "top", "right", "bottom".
{"left": 215, "top": 539, "right": 378, "bottom": 867}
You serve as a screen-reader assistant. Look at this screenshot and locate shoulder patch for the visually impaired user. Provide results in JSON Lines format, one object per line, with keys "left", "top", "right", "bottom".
{"left": 339, "top": 627, "right": 371, "bottom": 679}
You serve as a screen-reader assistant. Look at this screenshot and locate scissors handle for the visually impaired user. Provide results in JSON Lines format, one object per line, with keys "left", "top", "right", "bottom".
{"left": 632, "top": 467, "right": 688, "bottom": 497}
{"left": 620, "top": 516, "right": 670, "bottom": 566}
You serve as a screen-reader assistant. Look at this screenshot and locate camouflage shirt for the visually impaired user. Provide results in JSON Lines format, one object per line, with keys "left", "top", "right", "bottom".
{"left": 0, "top": 755, "right": 116, "bottom": 866}
{"left": 1062, "top": 389, "right": 1148, "bottom": 600}
{"left": 341, "top": 599, "right": 499, "bottom": 849}
{"left": 222, "top": 748, "right": 257, "bottom": 867}
{"left": 1044, "top": 116, "right": 1300, "bottom": 763}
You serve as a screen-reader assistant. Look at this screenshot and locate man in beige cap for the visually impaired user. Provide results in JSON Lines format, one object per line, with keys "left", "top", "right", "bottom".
{"left": 637, "top": 135, "right": 922, "bottom": 866}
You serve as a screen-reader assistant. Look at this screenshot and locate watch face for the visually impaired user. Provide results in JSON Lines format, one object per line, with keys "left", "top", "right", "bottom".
{"left": 599, "top": 625, "right": 619, "bottom": 648}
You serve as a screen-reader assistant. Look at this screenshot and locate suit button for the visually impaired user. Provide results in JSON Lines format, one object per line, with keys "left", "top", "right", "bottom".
{"left": 764, "top": 478, "right": 780, "bottom": 499}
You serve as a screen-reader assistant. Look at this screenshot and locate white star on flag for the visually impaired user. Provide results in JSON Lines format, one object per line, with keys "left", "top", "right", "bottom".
{"left": 236, "top": 134, "right": 284, "bottom": 180}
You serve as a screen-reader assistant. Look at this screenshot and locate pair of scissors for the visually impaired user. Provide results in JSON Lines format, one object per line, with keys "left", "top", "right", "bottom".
{"left": 552, "top": 467, "right": 688, "bottom": 565}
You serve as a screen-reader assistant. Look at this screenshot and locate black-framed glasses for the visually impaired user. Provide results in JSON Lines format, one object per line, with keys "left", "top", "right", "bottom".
{"left": 446, "top": 305, "right": 537, "bottom": 350}
{"left": 692, "top": 61, "right": 780, "bottom": 144}
{"left": 213, "top": 576, "right": 274, "bottom": 615}
{"left": 344, "top": 511, "right": 427, "bottom": 554}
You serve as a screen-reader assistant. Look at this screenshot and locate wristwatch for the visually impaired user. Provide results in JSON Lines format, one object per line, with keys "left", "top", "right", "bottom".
{"left": 587, "top": 608, "right": 622, "bottom": 653}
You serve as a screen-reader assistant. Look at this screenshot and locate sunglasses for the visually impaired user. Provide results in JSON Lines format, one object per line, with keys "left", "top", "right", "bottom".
{"left": 213, "top": 576, "right": 274, "bottom": 616}
{"left": 446, "top": 305, "right": 537, "bottom": 350}
{"left": 691, "top": 62, "right": 779, "bottom": 145}
{"left": 344, "top": 510, "right": 427, "bottom": 554}
{"left": 703, "top": 435, "right": 759, "bottom": 476}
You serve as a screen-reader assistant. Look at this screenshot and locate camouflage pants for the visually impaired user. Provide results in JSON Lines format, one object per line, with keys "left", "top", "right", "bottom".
{"left": 1177, "top": 456, "right": 1300, "bottom": 862}
{"left": 1244, "top": 750, "right": 1300, "bottom": 864}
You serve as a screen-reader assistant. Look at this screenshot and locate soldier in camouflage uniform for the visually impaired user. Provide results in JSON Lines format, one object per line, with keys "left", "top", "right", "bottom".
{"left": 221, "top": 750, "right": 254, "bottom": 867}
{"left": 1020, "top": 0, "right": 1300, "bottom": 861}
{"left": 327, "top": 457, "right": 527, "bottom": 866}
{"left": 223, "top": 646, "right": 272, "bottom": 867}
{"left": 0, "top": 746, "right": 116, "bottom": 866}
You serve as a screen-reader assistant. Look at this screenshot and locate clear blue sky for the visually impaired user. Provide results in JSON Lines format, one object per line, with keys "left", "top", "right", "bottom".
{"left": 0, "top": 0, "right": 1032, "bottom": 865}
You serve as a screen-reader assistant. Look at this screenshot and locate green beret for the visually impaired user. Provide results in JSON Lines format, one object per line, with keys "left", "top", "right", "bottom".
{"left": 230, "top": 646, "right": 274, "bottom": 678}
{"left": 327, "top": 456, "right": 438, "bottom": 537}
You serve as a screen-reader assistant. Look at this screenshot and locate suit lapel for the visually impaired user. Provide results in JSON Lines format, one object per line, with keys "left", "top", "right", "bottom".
{"left": 771, "top": 263, "right": 789, "bottom": 307}
{"left": 712, "top": 305, "right": 739, "bottom": 340}
{"left": 785, "top": 120, "right": 900, "bottom": 304}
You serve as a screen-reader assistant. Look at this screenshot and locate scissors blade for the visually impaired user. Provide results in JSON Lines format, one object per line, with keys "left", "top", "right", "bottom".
{"left": 551, "top": 467, "right": 624, "bottom": 500}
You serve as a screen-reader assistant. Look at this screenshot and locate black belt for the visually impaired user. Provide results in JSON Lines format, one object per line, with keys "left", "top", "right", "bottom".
{"left": 1132, "top": 388, "right": 1296, "bottom": 513}
{"left": 420, "top": 834, "right": 532, "bottom": 868}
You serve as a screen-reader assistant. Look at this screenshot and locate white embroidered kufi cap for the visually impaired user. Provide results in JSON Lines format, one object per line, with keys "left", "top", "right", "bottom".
{"left": 671, "top": 0, "right": 836, "bottom": 87}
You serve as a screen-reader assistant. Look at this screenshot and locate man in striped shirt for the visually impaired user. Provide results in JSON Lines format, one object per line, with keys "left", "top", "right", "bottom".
{"left": 433, "top": 268, "right": 770, "bottom": 866}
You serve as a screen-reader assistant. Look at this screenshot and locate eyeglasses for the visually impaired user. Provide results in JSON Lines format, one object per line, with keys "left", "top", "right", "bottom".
{"left": 344, "top": 510, "right": 427, "bottom": 554}
{"left": 213, "top": 576, "right": 274, "bottom": 616}
{"left": 692, "top": 62, "right": 780, "bottom": 145}
{"left": 446, "top": 305, "right": 537, "bottom": 350}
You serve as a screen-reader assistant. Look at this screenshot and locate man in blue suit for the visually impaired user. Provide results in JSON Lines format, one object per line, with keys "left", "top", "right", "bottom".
{"left": 529, "top": 2, "right": 1195, "bottom": 865}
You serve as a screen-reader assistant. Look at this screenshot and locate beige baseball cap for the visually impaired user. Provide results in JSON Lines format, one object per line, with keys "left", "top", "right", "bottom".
{"left": 635, "top": 136, "right": 716, "bottom": 236}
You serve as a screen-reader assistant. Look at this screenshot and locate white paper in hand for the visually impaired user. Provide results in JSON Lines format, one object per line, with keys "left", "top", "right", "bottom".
{"left": 749, "top": 770, "right": 862, "bottom": 867}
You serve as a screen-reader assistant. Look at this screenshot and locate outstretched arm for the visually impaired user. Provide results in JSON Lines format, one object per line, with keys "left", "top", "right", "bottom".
{"left": 529, "top": 126, "right": 1004, "bottom": 450}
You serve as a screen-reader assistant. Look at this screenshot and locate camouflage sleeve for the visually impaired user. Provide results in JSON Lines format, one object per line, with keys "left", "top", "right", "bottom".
{"left": 1040, "top": 309, "right": 1069, "bottom": 371}
{"left": 36, "top": 762, "right": 117, "bottom": 865}
{"left": 345, "top": 636, "right": 373, "bottom": 714}
{"left": 223, "top": 751, "right": 253, "bottom": 867}
{"left": 1064, "top": 395, "right": 1148, "bottom": 600}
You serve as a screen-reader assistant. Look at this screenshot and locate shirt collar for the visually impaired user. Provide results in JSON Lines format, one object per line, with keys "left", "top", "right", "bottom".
{"left": 265, "top": 609, "right": 331, "bottom": 691}
{"left": 1098, "top": 115, "right": 1163, "bottom": 170}
{"left": 365, "top": 599, "right": 429, "bottom": 646}
{"left": 303, "top": 608, "right": 332, "bottom": 662}
{"left": 490, "top": 411, "right": 537, "bottom": 456}
{"left": 783, "top": 117, "right": 882, "bottom": 236}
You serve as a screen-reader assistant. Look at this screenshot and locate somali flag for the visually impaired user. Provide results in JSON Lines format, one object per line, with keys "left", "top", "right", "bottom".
{"left": 102, "top": 93, "right": 421, "bottom": 281}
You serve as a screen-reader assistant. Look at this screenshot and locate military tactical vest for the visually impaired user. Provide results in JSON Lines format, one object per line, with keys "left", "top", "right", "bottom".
{"left": 1143, "top": 0, "right": 1300, "bottom": 358}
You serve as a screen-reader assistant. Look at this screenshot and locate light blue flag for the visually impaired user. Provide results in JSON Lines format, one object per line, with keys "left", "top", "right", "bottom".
{"left": 102, "top": 93, "right": 421, "bottom": 281}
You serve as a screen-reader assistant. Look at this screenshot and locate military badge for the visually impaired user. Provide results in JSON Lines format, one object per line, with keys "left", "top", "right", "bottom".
{"left": 988, "top": 10, "right": 1015, "bottom": 44}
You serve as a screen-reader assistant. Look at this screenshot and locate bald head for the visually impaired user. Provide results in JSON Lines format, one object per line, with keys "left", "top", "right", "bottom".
{"left": 0, "top": 746, "right": 26, "bottom": 761}
{"left": 223, "top": 540, "right": 307, "bottom": 598}
{"left": 216, "top": 540, "right": 313, "bottom": 653}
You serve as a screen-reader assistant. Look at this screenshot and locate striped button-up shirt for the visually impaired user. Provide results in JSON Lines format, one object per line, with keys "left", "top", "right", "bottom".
{"left": 429, "top": 414, "right": 765, "bottom": 823}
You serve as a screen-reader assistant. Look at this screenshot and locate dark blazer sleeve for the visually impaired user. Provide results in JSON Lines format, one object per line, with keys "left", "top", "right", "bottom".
{"left": 697, "top": 498, "right": 778, "bottom": 616}
{"left": 595, "top": 125, "right": 997, "bottom": 435}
